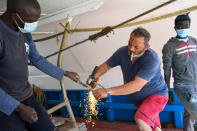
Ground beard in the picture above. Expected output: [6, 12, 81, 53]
[128, 49, 144, 57]
[128, 48, 146, 62]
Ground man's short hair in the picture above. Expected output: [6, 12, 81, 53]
[131, 27, 151, 45]
[7, 0, 40, 13]
[175, 13, 191, 26]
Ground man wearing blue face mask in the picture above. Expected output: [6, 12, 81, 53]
[14, 13, 38, 33]
[0, 0, 80, 131]
[162, 14, 197, 131]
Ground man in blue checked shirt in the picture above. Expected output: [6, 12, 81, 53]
[0, 0, 80, 131]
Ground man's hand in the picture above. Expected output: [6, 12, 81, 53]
[168, 90, 174, 104]
[64, 71, 80, 82]
[15, 103, 38, 123]
[92, 88, 107, 100]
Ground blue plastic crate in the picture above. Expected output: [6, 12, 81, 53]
[168, 88, 182, 105]
[43, 90, 87, 117]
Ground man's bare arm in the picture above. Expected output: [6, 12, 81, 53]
[94, 62, 111, 79]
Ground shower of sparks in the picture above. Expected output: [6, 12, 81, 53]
[84, 90, 98, 127]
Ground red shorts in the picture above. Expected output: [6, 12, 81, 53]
[134, 94, 168, 131]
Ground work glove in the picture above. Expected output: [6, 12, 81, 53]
[168, 90, 174, 104]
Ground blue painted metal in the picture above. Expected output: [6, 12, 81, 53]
[43, 89, 184, 128]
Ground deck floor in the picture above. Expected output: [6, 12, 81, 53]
[75, 117, 196, 131]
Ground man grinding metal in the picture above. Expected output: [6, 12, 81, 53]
[92, 27, 168, 131]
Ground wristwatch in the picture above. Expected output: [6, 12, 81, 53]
[106, 88, 111, 97]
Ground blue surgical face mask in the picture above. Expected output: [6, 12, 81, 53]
[15, 14, 38, 33]
[176, 28, 190, 38]
[18, 22, 38, 33]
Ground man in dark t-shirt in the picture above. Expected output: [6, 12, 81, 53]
[93, 27, 168, 131]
